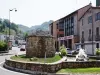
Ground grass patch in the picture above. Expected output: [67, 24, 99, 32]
[57, 68, 100, 74]
[11, 54, 61, 63]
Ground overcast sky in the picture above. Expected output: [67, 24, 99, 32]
[0, 0, 96, 27]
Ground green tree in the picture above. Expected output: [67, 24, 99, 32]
[0, 18, 20, 35]
[2, 19, 10, 27]
[11, 22, 18, 34]
[24, 32, 28, 41]
[0, 18, 2, 24]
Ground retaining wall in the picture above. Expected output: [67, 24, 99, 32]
[4, 58, 100, 74]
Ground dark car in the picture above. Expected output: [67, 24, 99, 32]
[20, 45, 25, 51]
[66, 48, 72, 54]
[72, 48, 80, 55]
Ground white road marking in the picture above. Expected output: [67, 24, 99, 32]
[0, 61, 28, 75]
[0, 61, 4, 65]
[0, 61, 12, 72]
[0, 47, 27, 74]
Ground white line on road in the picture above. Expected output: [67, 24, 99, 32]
[0, 61, 4, 65]
[0, 61, 11, 72]
[0, 61, 28, 75]
[0, 61, 14, 72]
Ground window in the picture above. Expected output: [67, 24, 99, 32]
[89, 29, 91, 34]
[59, 24, 64, 29]
[89, 29, 91, 40]
[88, 16, 92, 24]
[96, 43, 99, 48]
[82, 31, 84, 38]
[81, 31, 84, 43]
[65, 28, 67, 36]
[96, 27, 99, 35]
[95, 12, 100, 21]
[57, 24, 58, 29]
[71, 16, 74, 23]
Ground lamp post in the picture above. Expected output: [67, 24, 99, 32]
[9, 8, 17, 50]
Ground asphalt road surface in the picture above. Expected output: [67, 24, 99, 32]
[0, 47, 29, 75]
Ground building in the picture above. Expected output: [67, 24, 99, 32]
[49, 3, 92, 50]
[49, 1, 100, 55]
[49, 21, 59, 51]
[0, 34, 15, 42]
[57, 3, 92, 50]
[78, 4, 100, 55]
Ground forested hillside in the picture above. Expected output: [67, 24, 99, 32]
[0, 18, 19, 35]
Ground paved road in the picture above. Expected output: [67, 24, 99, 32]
[0, 47, 29, 75]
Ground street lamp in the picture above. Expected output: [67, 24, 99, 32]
[8, 8, 17, 50]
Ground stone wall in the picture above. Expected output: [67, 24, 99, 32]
[62, 61, 100, 68]
[4, 59, 100, 74]
[26, 35, 55, 58]
[4, 59, 62, 73]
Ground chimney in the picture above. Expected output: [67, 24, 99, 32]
[96, 0, 100, 7]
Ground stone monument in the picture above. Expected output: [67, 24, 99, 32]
[26, 30, 55, 58]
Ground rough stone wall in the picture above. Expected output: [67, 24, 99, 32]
[26, 35, 55, 58]
[4, 59, 100, 73]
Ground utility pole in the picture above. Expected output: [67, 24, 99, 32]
[91, 8, 94, 55]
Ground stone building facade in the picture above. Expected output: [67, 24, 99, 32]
[26, 35, 55, 58]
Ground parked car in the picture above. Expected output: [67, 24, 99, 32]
[12, 44, 18, 47]
[72, 48, 80, 55]
[18, 45, 21, 48]
[20, 45, 26, 51]
[66, 48, 72, 54]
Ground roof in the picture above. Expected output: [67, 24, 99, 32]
[79, 6, 100, 21]
[58, 3, 91, 21]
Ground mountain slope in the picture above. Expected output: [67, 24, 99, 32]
[30, 20, 53, 31]
[18, 24, 30, 32]
[18, 20, 53, 33]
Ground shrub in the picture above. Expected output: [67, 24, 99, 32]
[30, 57, 38, 61]
[96, 48, 100, 56]
[0, 41, 8, 51]
[59, 45, 67, 57]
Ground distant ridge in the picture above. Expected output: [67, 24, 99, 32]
[18, 20, 53, 33]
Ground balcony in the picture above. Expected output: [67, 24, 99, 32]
[95, 35, 100, 41]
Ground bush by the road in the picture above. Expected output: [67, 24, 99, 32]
[0, 41, 8, 51]
[96, 48, 100, 56]
[59, 45, 67, 57]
